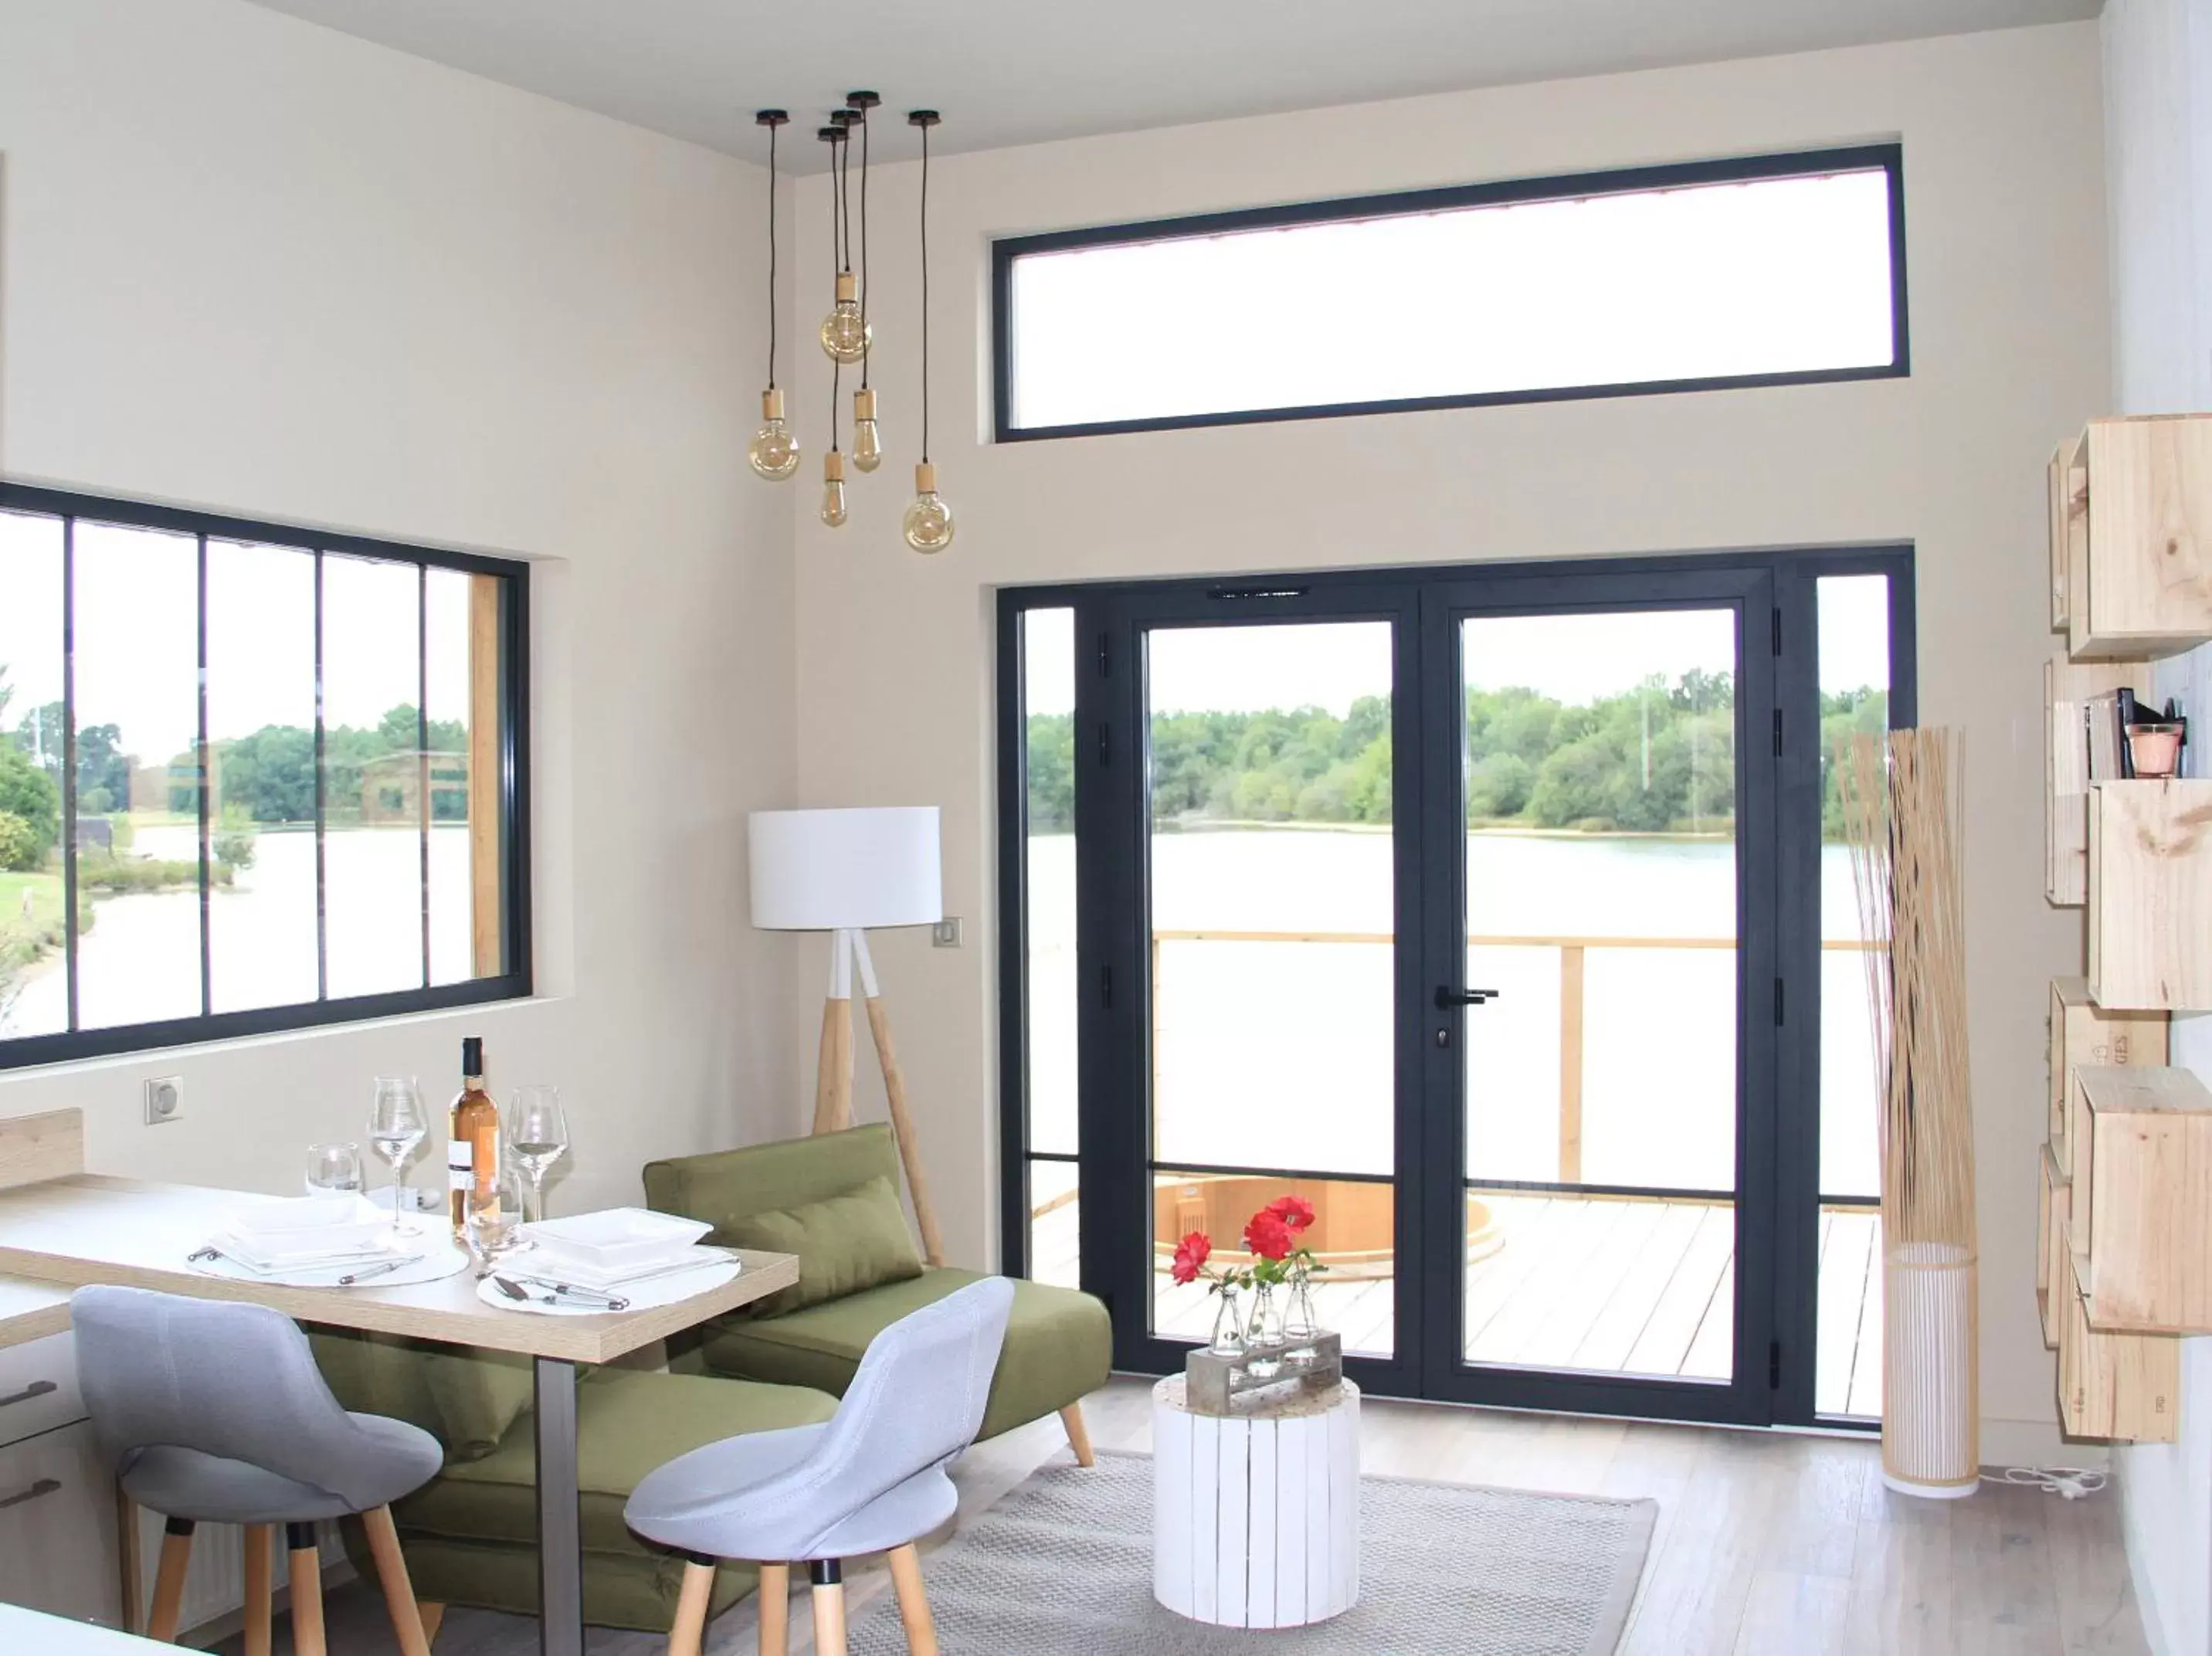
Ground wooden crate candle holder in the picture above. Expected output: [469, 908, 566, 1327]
[2087, 782, 2212, 1011]
[2071, 1064, 2212, 1332]
[1184, 1332, 1343, 1417]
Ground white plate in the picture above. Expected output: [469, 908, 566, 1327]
[520, 1208, 714, 1274]
[187, 1240, 473, 1289]
[477, 1260, 739, 1317]
[514, 1244, 738, 1292]
[218, 1195, 388, 1265]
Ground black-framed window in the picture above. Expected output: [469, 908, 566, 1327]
[994, 144, 1908, 442]
[0, 485, 530, 1068]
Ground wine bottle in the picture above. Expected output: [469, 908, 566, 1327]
[448, 1036, 500, 1239]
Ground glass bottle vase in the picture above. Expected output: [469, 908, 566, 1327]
[1244, 1281, 1286, 1378]
[1283, 1274, 1322, 1368]
[1207, 1286, 1247, 1357]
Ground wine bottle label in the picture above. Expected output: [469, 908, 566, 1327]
[448, 1139, 472, 1191]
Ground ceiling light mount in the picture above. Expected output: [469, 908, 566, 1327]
[753, 108, 789, 128]
[844, 90, 881, 117]
[907, 109, 941, 130]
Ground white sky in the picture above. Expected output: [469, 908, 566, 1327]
[1012, 169, 1895, 428]
[1023, 579, 1888, 719]
[0, 511, 472, 765]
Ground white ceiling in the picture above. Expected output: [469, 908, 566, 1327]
[248, 0, 2098, 171]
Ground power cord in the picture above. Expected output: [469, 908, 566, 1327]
[1983, 1466, 2108, 1500]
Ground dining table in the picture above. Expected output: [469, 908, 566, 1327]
[0, 1109, 800, 1656]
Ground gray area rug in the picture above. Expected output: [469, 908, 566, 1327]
[849, 1450, 1655, 1655]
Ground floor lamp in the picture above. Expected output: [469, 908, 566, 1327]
[749, 806, 947, 1267]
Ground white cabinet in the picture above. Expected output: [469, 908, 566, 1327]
[0, 1331, 86, 1450]
[0, 1422, 121, 1627]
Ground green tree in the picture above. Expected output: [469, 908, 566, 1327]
[0, 810, 40, 873]
[0, 745, 59, 857]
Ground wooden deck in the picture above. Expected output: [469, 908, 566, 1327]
[1031, 1194, 1882, 1417]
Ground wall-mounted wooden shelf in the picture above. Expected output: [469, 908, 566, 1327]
[2053, 414, 2212, 660]
[2068, 1064, 2212, 1333]
[2059, 1244, 2180, 1441]
[2047, 977, 2166, 1157]
[2038, 1142, 2067, 1350]
[2044, 657, 2142, 906]
[2088, 781, 2212, 1010]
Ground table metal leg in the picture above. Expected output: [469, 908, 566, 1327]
[534, 1357, 582, 1656]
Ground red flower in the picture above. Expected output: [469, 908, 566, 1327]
[1171, 1230, 1212, 1286]
[1243, 1210, 1294, 1261]
[1266, 1194, 1316, 1234]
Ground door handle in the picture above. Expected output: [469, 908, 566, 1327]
[0, 1478, 59, 1512]
[0, 1379, 56, 1410]
[1433, 986, 1501, 1009]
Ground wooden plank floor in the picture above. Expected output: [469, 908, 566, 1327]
[1043, 1195, 1884, 1417]
[246, 1376, 2144, 1654]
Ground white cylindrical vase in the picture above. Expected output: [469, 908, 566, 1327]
[1881, 1240, 1978, 1498]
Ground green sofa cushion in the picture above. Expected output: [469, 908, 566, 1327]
[423, 1349, 536, 1462]
[643, 1124, 904, 1247]
[718, 1173, 923, 1316]
[338, 1527, 758, 1631]
[397, 1369, 837, 1556]
[701, 1267, 1111, 1443]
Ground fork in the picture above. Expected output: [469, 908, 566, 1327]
[491, 1275, 629, 1312]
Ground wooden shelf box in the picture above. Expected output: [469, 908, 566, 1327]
[2039, 1143, 2068, 1351]
[2048, 977, 2166, 1154]
[2055, 414, 2212, 660]
[2070, 1064, 2212, 1331]
[2058, 1256, 2180, 1441]
[2087, 781, 2212, 1010]
[2044, 657, 2142, 906]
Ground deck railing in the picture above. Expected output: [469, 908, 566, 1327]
[1149, 928, 1878, 1183]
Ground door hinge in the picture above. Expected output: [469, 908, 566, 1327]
[1098, 722, 1111, 766]
[1771, 607, 1783, 656]
[1771, 708, 1783, 757]
[1098, 632, 1111, 677]
[1774, 978, 1785, 1025]
[1100, 962, 1113, 1010]
[1769, 1339, 1782, 1390]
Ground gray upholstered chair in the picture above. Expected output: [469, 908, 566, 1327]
[626, 1274, 1016, 1656]
[72, 1285, 444, 1656]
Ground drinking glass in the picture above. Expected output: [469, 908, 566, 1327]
[368, 1076, 428, 1241]
[507, 1085, 570, 1223]
[304, 1142, 363, 1197]
[465, 1162, 528, 1278]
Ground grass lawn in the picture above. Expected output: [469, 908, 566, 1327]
[0, 868, 72, 965]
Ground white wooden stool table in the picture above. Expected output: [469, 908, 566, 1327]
[1152, 1374, 1360, 1628]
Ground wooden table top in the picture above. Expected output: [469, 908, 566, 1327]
[0, 1175, 796, 1365]
[0, 1272, 73, 1350]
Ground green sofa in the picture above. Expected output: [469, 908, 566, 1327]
[309, 1328, 839, 1631]
[643, 1124, 1112, 1459]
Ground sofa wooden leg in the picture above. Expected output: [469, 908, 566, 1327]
[1060, 1402, 1096, 1468]
[887, 1544, 939, 1656]
[287, 1524, 327, 1656]
[362, 1505, 435, 1656]
[809, 1559, 848, 1656]
[241, 1524, 273, 1656]
[757, 1562, 790, 1656]
[148, 1517, 194, 1643]
[668, 1557, 717, 1656]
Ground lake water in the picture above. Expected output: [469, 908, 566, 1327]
[1024, 827, 1879, 1198]
[4, 823, 481, 1038]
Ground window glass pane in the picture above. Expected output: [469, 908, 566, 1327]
[0, 512, 68, 1039]
[1023, 608, 1077, 1155]
[426, 568, 503, 986]
[322, 552, 425, 1000]
[1028, 1159, 1079, 1289]
[206, 539, 320, 1014]
[1816, 572, 1889, 1419]
[73, 522, 202, 1030]
[1007, 163, 1897, 431]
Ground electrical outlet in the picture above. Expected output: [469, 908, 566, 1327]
[931, 917, 962, 948]
[143, 1075, 183, 1125]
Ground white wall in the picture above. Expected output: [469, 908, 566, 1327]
[788, 22, 2110, 1461]
[0, 0, 802, 1210]
[2105, 0, 2212, 1648]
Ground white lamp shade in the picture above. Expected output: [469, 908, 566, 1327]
[748, 806, 943, 931]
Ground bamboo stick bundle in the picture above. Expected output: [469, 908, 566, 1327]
[1840, 728, 1979, 1496]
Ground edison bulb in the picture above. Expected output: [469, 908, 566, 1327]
[747, 388, 800, 480]
[902, 461, 954, 554]
[819, 272, 871, 364]
[851, 388, 883, 472]
[820, 450, 849, 528]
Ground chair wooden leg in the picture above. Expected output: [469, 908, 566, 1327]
[361, 1505, 434, 1656]
[757, 1562, 790, 1656]
[147, 1518, 194, 1644]
[809, 1561, 848, 1656]
[287, 1523, 327, 1656]
[1060, 1402, 1096, 1468]
[115, 1488, 144, 1635]
[886, 1545, 939, 1656]
[419, 1602, 446, 1646]
[667, 1557, 717, 1656]
[241, 1524, 273, 1656]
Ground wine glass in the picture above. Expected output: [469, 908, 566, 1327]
[507, 1085, 570, 1223]
[368, 1077, 427, 1242]
[304, 1142, 363, 1197]
[465, 1161, 528, 1279]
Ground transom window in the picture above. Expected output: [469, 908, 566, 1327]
[0, 486, 529, 1067]
[995, 145, 1907, 440]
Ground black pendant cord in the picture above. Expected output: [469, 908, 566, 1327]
[828, 132, 843, 453]
[766, 120, 779, 389]
[839, 127, 854, 277]
[918, 118, 931, 465]
[858, 114, 871, 389]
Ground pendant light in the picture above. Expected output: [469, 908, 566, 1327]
[819, 123, 850, 527]
[819, 110, 870, 365]
[846, 91, 884, 471]
[902, 110, 954, 554]
[745, 110, 801, 481]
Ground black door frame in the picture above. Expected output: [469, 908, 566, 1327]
[996, 544, 1915, 1430]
